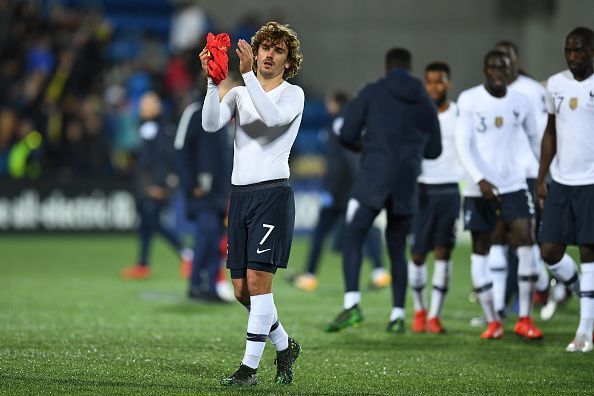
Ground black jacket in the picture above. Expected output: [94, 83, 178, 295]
[323, 118, 359, 210]
[176, 101, 232, 217]
[134, 117, 178, 200]
[340, 68, 442, 214]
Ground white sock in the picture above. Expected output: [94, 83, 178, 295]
[244, 304, 288, 351]
[408, 261, 427, 312]
[517, 246, 537, 318]
[472, 254, 499, 323]
[180, 247, 194, 261]
[343, 291, 361, 310]
[428, 260, 451, 319]
[488, 245, 507, 314]
[268, 307, 289, 352]
[548, 254, 580, 295]
[390, 307, 405, 321]
[577, 263, 594, 336]
[535, 251, 550, 293]
[242, 293, 275, 369]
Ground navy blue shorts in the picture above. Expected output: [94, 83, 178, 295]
[410, 183, 460, 256]
[539, 181, 594, 245]
[463, 189, 534, 233]
[227, 179, 295, 279]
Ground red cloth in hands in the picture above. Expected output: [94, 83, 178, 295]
[205, 32, 231, 85]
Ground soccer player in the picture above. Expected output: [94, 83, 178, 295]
[293, 91, 390, 292]
[455, 50, 543, 340]
[200, 22, 304, 384]
[537, 27, 594, 352]
[121, 91, 193, 280]
[174, 75, 237, 302]
[488, 41, 579, 318]
[408, 62, 463, 334]
[326, 48, 442, 333]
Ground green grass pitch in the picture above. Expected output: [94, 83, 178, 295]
[1, 235, 592, 395]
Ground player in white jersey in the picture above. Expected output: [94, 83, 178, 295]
[408, 62, 464, 334]
[455, 50, 543, 340]
[537, 27, 594, 352]
[491, 41, 579, 319]
[200, 22, 304, 384]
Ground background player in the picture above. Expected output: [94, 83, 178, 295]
[408, 62, 463, 334]
[538, 27, 594, 352]
[455, 50, 542, 340]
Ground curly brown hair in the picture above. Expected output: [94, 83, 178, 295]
[251, 22, 303, 79]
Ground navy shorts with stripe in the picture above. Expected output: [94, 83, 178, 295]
[227, 179, 295, 279]
[539, 181, 594, 245]
[410, 183, 460, 256]
[463, 189, 534, 233]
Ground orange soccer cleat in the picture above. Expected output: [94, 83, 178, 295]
[180, 259, 192, 279]
[427, 317, 446, 334]
[121, 265, 151, 280]
[412, 310, 427, 333]
[480, 321, 504, 339]
[514, 317, 544, 340]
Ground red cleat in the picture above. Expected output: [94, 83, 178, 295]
[533, 289, 549, 306]
[412, 310, 427, 333]
[121, 265, 151, 280]
[427, 317, 446, 334]
[514, 317, 543, 340]
[480, 321, 504, 339]
[180, 259, 192, 279]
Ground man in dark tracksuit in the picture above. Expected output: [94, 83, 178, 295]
[122, 91, 192, 280]
[326, 48, 442, 333]
[293, 91, 388, 292]
[175, 98, 232, 301]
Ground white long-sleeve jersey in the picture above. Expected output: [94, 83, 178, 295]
[545, 70, 594, 186]
[202, 71, 305, 185]
[455, 85, 540, 197]
[509, 75, 548, 179]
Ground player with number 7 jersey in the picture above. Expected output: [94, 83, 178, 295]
[200, 22, 304, 386]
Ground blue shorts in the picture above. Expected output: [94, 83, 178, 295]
[463, 189, 533, 233]
[227, 179, 295, 279]
[410, 183, 460, 256]
[539, 181, 594, 245]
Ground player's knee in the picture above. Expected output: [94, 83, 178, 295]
[579, 245, 594, 263]
[411, 254, 425, 265]
[540, 243, 564, 265]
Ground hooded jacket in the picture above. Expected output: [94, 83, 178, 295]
[340, 68, 442, 214]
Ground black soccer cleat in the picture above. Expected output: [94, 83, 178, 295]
[274, 338, 301, 384]
[220, 363, 258, 386]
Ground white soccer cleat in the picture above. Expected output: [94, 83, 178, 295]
[216, 280, 236, 302]
[565, 332, 593, 353]
[540, 299, 557, 321]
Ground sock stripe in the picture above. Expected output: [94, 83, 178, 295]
[432, 285, 448, 293]
[412, 285, 426, 292]
[474, 283, 493, 294]
[270, 320, 279, 332]
[518, 275, 539, 282]
[246, 332, 267, 342]
[490, 267, 507, 272]
[564, 272, 579, 286]
[579, 290, 594, 298]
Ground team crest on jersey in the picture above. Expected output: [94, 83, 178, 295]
[494, 116, 504, 128]
[569, 97, 578, 110]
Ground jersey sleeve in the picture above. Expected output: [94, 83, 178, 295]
[544, 77, 555, 115]
[454, 92, 484, 183]
[242, 71, 304, 128]
[520, 96, 541, 159]
[201, 79, 237, 132]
